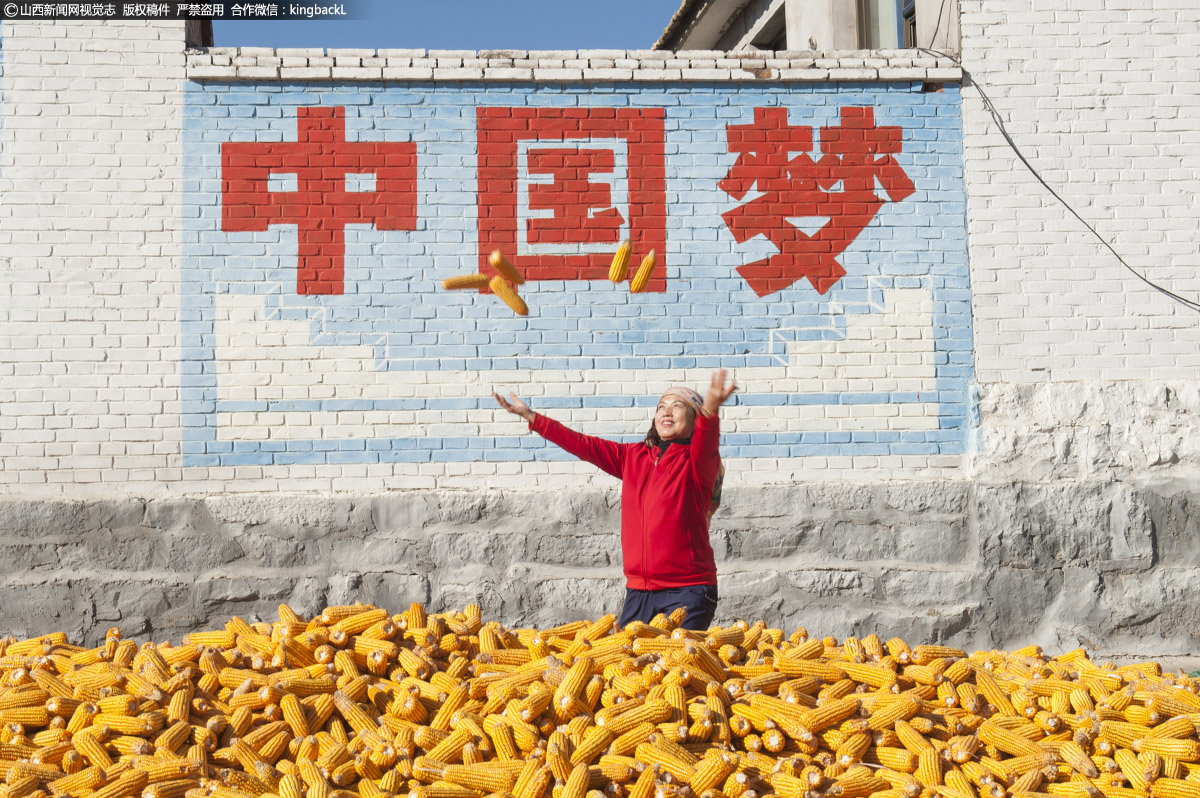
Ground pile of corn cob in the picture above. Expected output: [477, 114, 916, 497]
[1, 603, 1199, 798]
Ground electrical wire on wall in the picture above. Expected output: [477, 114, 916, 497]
[919, 22, 1200, 314]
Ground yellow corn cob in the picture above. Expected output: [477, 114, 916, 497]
[771, 771, 806, 798]
[894, 720, 934, 755]
[424, 728, 471, 764]
[841, 662, 898, 690]
[47, 765, 105, 795]
[995, 751, 1061, 782]
[92, 770, 151, 798]
[608, 241, 632, 283]
[1068, 687, 1096, 715]
[568, 727, 612, 766]
[599, 701, 672, 736]
[73, 730, 114, 768]
[835, 765, 892, 798]
[513, 765, 551, 798]
[877, 767, 922, 796]
[488, 275, 528, 316]
[858, 634, 884, 661]
[143, 778, 201, 798]
[729, 703, 773, 734]
[560, 765, 590, 798]
[596, 755, 639, 783]
[972, 670, 1016, 716]
[482, 720, 518, 762]
[904, 662, 946, 686]
[627, 763, 658, 798]
[649, 732, 699, 767]
[1, 774, 40, 798]
[553, 658, 594, 723]
[881, 638, 911, 664]
[867, 694, 922, 731]
[1099, 721, 1148, 750]
[915, 748, 944, 788]
[947, 734, 982, 764]
[1103, 688, 1136, 713]
[1061, 740, 1101, 778]
[1011, 767, 1045, 793]
[799, 698, 860, 732]
[1148, 693, 1200, 719]
[979, 719, 1042, 757]
[0, 707, 48, 726]
[1135, 739, 1200, 762]
[634, 742, 692, 782]
[943, 769, 976, 798]
[943, 659, 974, 685]
[936, 681, 960, 708]
[1125, 704, 1159, 726]
[1139, 750, 1166, 783]
[834, 731, 871, 767]
[760, 727, 786, 753]
[546, 731, 573, 782]
[442, 273, 492, 291]
[440, 764, 517, 793]
[1047, 777, 1106, 798]
[629, 251, 657, 293]
[411, 783, 485, 798]
[1152, 779, 1200, 798]
[774, 657, 844, 681]
[1148, 716, 1196, 741]
[689, 751, 735, 793]
[0, 688, 50, 712]
[868, 745, 918, 773]
[488, 250, 525, 285]
[597, 720, 648, 758]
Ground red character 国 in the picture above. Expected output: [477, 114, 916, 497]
[720, 106, 914, 297]
[476, 107, 667, 291]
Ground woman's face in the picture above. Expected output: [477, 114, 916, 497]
[654, 394, 696, 441]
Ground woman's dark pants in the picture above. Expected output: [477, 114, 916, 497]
[619, 584, 718, 631]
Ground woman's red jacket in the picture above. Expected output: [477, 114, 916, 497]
[528, 412, 721, 590]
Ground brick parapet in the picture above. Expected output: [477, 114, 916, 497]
[184, 47, 962, 82]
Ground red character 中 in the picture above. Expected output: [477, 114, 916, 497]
[221, 106, 418, 295]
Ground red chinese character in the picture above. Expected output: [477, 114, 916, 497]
[221, 106, 417, 295]
[526, 147, 624, 246]
[477, 107, 667, 291]
[720, 106, 914, 297]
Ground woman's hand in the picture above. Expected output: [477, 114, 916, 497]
[702, 369, 737, 416]
[493, 391, 536, 423]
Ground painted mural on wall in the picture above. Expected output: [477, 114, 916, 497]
[183, 82, 970, 466]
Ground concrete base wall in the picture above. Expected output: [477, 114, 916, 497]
[4, 479, 1198, 656]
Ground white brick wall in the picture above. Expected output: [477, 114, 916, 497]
[0, 22, 186, 494]
[0, 24, 970, 495]
[961, 0, 1200, 384]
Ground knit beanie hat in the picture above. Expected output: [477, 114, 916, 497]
[660, 386, 704, 415]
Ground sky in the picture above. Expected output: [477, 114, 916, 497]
[213, 0, 685, 51]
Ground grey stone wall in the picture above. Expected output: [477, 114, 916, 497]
[2, 479, 1197, 657]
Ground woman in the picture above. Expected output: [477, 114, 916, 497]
[493, 370, 737, 630]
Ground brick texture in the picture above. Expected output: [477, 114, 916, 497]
[961, 0, 1200, 383]
[1, 24, 975, 492]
